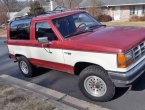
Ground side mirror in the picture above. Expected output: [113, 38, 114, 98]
[38, 37, 49, 43]
[38, 37, 52, 45]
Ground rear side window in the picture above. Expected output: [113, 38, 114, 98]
[10, 19, 31, 40]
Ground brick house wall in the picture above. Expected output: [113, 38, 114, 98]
[109, 6, 131, 21]
[88, 6, 132, 21]
[107, 7, 114, 20]
[81, 4, 145, 21]
[120, 6, 131, 21]
[108, 5, 145, 21]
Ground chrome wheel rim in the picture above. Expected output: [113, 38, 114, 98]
[84, 76, 107, 97]
[20, 61, 29, 74]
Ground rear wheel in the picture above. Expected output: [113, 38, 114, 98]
[18, 56, 36, 78]
[79, 65, 115, 102]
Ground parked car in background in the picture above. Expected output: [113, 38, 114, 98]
[7, 10, 145, 102]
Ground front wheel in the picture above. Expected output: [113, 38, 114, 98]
[79, 65, 115, 102]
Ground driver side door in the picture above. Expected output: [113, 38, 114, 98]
[30, 20, 65, 69]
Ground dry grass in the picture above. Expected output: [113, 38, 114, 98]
[0, 29, 6, 36]
[0, 83, 56, 110]
[102, 21, 145, 27]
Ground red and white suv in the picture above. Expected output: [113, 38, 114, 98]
[7, 10, 145, 102]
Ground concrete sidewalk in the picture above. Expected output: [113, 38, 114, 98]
[0, 38, 6, 46]
[0, 78, 78, 110]
[0, 74, 109, 110]
[0, 35, 6, 37]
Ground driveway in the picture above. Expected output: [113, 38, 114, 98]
[1, 37, 145, 110]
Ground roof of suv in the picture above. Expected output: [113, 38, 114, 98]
[33, 10, 85, 21]
[10, 10, 85, 23]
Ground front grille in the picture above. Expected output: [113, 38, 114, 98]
[133, 41, 145, 60]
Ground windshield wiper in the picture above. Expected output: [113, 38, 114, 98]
[65, 29, 93, 38]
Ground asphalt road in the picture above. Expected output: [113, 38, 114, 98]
[1, 37, 145, 110]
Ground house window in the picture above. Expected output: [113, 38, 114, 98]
[130, 6, 135, 15]
[143, 5, 145, 14]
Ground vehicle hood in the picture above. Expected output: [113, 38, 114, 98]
[69, 26, 145, 53]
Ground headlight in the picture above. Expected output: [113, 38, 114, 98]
[125, 51, 134, 61]
[117, 51, 134, 68]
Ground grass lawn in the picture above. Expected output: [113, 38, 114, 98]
[0, 81, 56, 110]
[102, 21, 145, 27]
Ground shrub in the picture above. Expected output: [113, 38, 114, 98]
[140, 15, 145, 21]
[96, 14, 113, 22]
[129, 16, 140, 21]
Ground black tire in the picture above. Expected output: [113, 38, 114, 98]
[79, 65, 115, 102]
[18, 56, 36, 78]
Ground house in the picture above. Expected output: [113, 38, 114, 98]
[7, 12, 18, 21]
[9, 1, 57, 21]
[79, 0, 145, 21]
[12, 7, 31, 20]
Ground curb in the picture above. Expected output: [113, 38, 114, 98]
[0, 74, 109, 110]
[0, 40, 6, 45]
[0, 79, 77, 110]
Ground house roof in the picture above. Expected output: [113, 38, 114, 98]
[14, 7, 30, 17]
[79, 0, 145, 7]
[14, 1, 58, 18]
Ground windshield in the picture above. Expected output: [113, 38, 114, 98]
[53, 12, 102, 38]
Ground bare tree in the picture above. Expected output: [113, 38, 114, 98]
[0, 0, 17, 12]
[55, 0, 82, 9]
[0, 5, 7, 24]
[0, 0, 27, 23]
[69, 0, 82, 9]
[84, 0, 102, 18]
[35, 0, 47, 5]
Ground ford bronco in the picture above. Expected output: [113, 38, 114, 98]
[7, 10, 145, 102]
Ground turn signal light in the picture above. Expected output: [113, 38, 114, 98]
[117, 53, 133, 68]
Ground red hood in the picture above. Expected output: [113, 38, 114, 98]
[66, 26, 145, 53]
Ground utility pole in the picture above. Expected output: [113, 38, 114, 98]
[69, 0, 72, 9]
[50, 0, 53, 11]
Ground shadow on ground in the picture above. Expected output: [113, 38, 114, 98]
[131, 73, 145, 91]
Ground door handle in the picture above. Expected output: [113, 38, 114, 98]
[64, 52, 71, 55]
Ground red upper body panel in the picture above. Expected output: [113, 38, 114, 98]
[7, 10, 145, 54]
[63, 26, 145, 53]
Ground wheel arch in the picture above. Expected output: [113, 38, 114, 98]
[15, 54, 28, 61]
[14, 50, 29, 58]
[74, 62, 106, 75]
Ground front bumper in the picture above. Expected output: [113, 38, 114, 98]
[108, 59, 145, 87]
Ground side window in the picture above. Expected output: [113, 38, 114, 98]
[10, 19, 31, 40]
[53, 17, 77, 37]
[35, 22, 57, 41]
